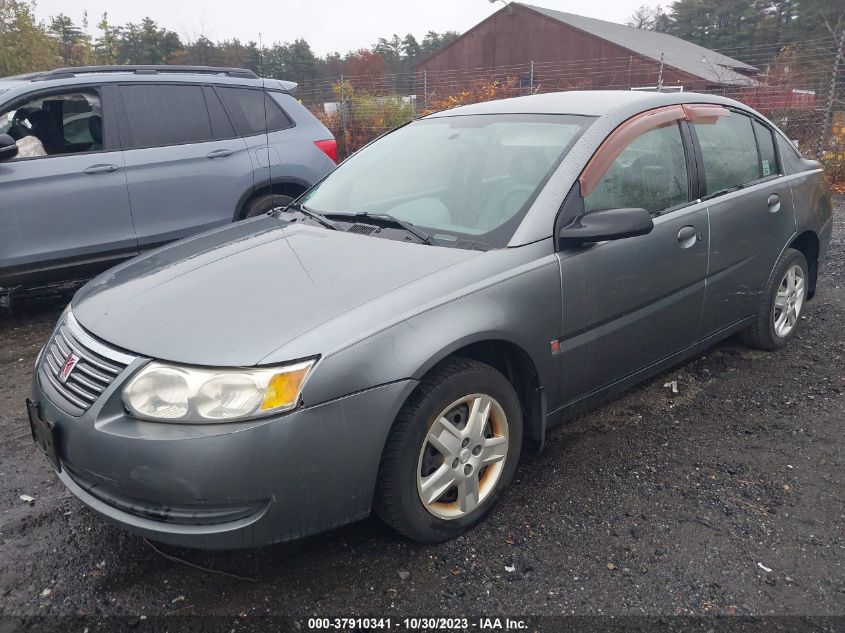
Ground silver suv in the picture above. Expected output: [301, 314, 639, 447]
[0, 65, 336, 305]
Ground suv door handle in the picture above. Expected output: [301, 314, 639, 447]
[677, 225, 698, 248]
[83, 164, 119, 175]
[207, 149, 234, 159]
[767, 194, 781, 213]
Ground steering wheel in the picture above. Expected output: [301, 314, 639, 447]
[7, 110, 35, 141]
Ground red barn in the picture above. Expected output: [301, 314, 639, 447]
[416, 3, 759, 99]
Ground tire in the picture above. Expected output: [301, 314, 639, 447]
[740, 247, 809, 351]
[241, 193, 293, 219]
[375, 357, 523, 543]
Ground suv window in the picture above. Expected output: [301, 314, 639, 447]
[202, 86, 236, 140]
[215, 87, 292, 137]
[121, 84, 212, 149]
[693, 111, 760, 196]
[0, 90, 103, 158]
[585, 122, 689, 217]
[753, 120, 779, 178]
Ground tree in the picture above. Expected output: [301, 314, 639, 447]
[401, 34, 422, 64]
[2, 7, 464, 81]
[789, 0, 844, 41]
[636, 0, 842, 51]
[421, 30, 460, 56]
[48, 13, 92, 66]
[627, 5, 659, 28]
[0, 0, 59, 76]
[94, 12, 119, 64]
[374, 33, 403, 75]
[344, 48, 384, 77]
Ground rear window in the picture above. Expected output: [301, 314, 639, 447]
[121, 84, 212, 149]
[215, 87, 292, 137]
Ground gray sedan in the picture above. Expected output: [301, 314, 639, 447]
[27, 91, 833, 548]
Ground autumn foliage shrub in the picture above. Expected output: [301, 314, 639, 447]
[314, 80, 415, 159]
[822, 112, 845, 194]
[423, 77, 522, 114]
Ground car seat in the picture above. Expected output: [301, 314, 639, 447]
[26, 110, 63, 155]
[88, 114, 103, 149]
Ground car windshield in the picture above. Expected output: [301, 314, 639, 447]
[298, 113, 594, 248]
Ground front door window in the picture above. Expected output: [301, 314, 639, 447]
[584, 122, 690, 217]
[0, 91, 102, 159]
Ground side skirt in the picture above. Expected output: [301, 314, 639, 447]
[544, 315, 756, 433]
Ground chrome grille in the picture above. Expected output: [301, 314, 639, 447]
[40, 312, 135, 414]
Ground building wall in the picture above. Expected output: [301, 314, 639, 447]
[417, 5, 707, 92]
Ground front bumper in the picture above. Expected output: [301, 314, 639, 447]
[31, 365, 417, 549]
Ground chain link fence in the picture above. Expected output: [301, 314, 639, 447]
[296, 36, 845, 188]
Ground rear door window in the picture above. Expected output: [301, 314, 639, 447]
[585, 122, 690, 217]
[693, 111, 760, 196]
[202, 85, 236, 140]
[753, 120, 780, 179]
[215, 87, 292, 137]
[120, 84, 212, 149]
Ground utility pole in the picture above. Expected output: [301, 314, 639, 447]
[817, 30, 845, 160]
[339, 73, 347, 150]
[530, 60, 534, 93]
[657, 51, 664, 91]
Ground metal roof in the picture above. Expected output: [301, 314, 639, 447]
[517, 3, 758, 86]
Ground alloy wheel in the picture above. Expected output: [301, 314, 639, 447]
[416, 393, 509, 520]
[773, 264, 805, 338]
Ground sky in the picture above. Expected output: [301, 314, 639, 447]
[33, 0, 647, 56]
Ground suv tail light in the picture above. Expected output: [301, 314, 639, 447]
[314, 139, 337, 163]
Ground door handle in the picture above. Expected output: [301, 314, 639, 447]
[207, 148, 234, 159]
[677, 225, 697, 248]
[83, 164, 118, 175]
[767, 193, 781, 213]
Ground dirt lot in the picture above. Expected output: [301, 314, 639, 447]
[1, 200, 843, 628]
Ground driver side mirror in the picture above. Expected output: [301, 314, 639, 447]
[0, 134, 18, 162]
[559, 207, 654, 247]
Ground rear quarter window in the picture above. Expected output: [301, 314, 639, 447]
[215, 87, 293, 137]
[753, 120, 780, 178]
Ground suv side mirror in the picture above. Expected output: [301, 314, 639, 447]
[559, 207, 654, 246]
[0, 134, 18, 162]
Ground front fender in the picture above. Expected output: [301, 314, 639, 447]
[299, 247, 563, 411]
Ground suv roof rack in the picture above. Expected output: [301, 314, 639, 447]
[31, 65, 259, 81]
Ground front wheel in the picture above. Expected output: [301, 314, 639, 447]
[740, 248, 808, 350]
[241, 193, 293, 219]
[375, 357, 522, 543]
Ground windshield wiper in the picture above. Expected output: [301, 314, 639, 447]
[280, 202, 338, 231]
[326, 212, 434, 245]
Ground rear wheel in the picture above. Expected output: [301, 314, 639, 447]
[740, 248, 808, 350]
[375, 357, 522, 543]
[241, 193, 293, 219]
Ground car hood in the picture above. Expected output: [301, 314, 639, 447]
[72, 217, 480, 366]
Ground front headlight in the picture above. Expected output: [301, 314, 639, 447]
[122, 360, 315, 423]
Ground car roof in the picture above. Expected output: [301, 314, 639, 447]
[424, 90, 743, 118]
[0, 66, 296, 93]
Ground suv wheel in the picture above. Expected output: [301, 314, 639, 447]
[242, 194, 293, 219]
[375, 357, 522, 543]
[740, 247, 808, 350]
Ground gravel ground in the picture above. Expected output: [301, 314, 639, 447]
[0, 199, 843, 627]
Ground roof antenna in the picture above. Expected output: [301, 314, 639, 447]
[258, 32, 274, 212]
